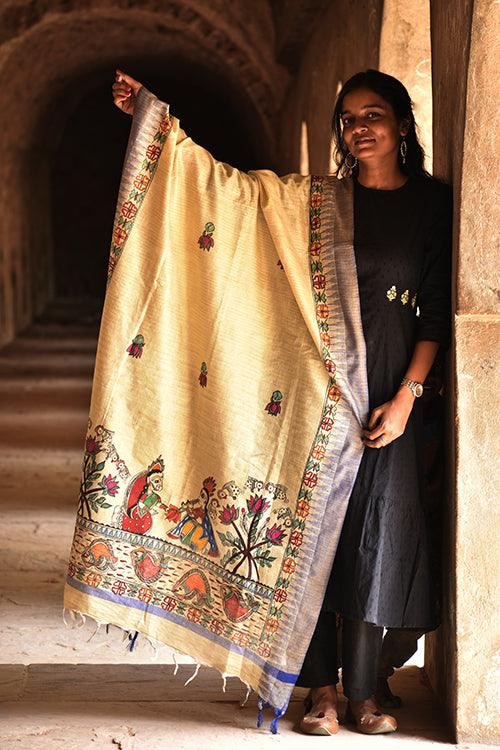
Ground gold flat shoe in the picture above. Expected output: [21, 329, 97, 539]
[299, 692, 340, 735]
[345, 701, 397, 734]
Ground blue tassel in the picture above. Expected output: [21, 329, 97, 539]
[256, 697, 271, 728]
[270, 705, 287, 734]
[128, 630, 139, 651]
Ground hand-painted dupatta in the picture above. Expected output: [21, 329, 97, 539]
[63, 85, 368, 732]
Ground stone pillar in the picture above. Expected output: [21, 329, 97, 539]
[378, 0, 433, 171]
[428, 0, 500, 743]
[277, 0, 384, 174]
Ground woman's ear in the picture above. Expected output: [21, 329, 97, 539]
[400, 116, 411, 137]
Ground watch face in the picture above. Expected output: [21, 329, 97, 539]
[415, 384, 424, 397]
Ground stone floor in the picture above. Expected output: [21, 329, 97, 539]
[0, 667, 493, 750]
[0, 300, 491, 748]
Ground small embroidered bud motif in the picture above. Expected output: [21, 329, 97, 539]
[401, 289, 409, 305]
[277, 259, 284, 270]
[386, 285, 397, 301]
[411, 292, 417, 308]
[199, 362, 208, 387]
[127, 334, 145, 358]
[265, 390, 283, 416]
[198, 222, 215, 251]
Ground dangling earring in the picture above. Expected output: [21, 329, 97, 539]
[345, 152, 358, 175]
[400, 138, 407, 164]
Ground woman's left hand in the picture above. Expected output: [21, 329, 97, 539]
[361, 388, 414, 448]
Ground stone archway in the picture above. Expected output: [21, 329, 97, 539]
[0, 1, 288, 345]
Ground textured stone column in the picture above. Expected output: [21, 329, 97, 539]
[276, 0, 384, 174]
[428, 0, 500, 743]
[453, 0, 500, 742]
[378, 0, 433, 171]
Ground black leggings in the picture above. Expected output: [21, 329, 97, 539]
[295, 609, 383, 701]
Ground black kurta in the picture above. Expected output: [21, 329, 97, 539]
[322, 173, 452, 629]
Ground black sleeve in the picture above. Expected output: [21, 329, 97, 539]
[415, 183, 453, 352]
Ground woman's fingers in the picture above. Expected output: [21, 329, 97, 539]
[115, 69, 142, 94]
[363, 434, 389, 448]
[362, 423, 385, 440]
[112, 84, 131, 100]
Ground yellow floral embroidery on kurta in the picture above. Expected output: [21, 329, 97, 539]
[386, 285, 397, 301]
[401, 289, 409, 305]
[411, 292, 417, 308]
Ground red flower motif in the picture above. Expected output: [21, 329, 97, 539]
[296, 500, 310, 518]
[138, 587, 153, 603]
[146, 144, 161, 162]
[209, 619, 225, 635]
[328, 384, 341, 402]
[159, 116, 172, 135]
[313, 274, 326, 289]
[247, 495, 270, 515]
[187, 607, 201, 622]
[265, 617, 280, 633]
[87, 573, 102, 587]
[232, 631, 250, 646]
[303, 470, 318, 488]
[203, 476, 217, 494]
[321, 416, 334, 431]
[161, 596, 177, 611]
[273, 588, 287, 603]
[266, 523, 286, 545]
[112, 580, 127, 596]
[311, 444, 326, 461]
[258, 642, 271, 658]
[113, 226, 127, 246]
[290, 531, 304, 547]
[134, 174, 150, 191]
[165, 504, 181, 523]
[85, 436, 99, 454]
[311, 216, 321, 230]
[121, 201, 138, 219]
[198, 233, 214, 251]
[219, 504, 239, 524]
[282, 557, 296, 574]
[102, 474, 119, 496]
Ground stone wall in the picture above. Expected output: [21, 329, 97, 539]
[276, 0, 384, 174]
[379, 0, 432, 171]
[426, 0, 500, 743]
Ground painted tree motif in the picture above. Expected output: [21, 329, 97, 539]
[78, 434, 120, 518]
[217, 494, 291, 581]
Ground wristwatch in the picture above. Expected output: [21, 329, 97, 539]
[400, 377, 424, 398]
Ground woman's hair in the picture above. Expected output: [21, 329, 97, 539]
[331, 69, 432, 179]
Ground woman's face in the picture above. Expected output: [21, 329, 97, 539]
[340, 87, 408, 165]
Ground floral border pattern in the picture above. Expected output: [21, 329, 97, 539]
[258, 176, 341, 647]
[106, 112, 173, 286]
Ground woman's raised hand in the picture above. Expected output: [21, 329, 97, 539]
[112, 69, 143, 115]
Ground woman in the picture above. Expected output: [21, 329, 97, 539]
[294, 72, 452, 735]
[110, 68, 452, 735]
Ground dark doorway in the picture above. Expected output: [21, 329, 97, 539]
[51, 60, 269, 308]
